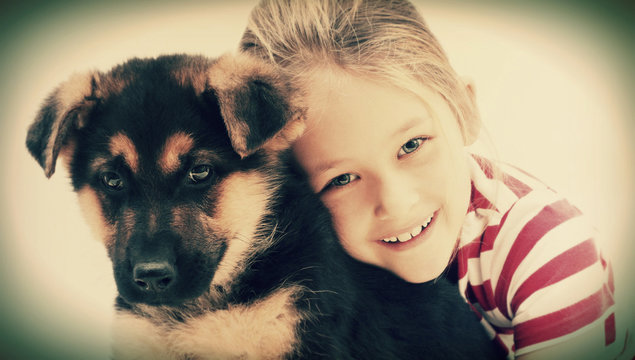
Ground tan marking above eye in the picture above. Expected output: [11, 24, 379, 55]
[158, 132, 195, 174]
[89, 156, 109, 174]
[109, 133, 139, 173]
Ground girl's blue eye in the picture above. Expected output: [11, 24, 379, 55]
[325, 173, 359, 190]
[398, 137, 426, 157]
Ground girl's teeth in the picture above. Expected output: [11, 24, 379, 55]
[396, 232, 411, 242]
[381, 214, 434, 244]
[410, 225, 423, 237]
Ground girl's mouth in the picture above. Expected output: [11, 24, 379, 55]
[381, 214, 433, 243]
[378, 213, 435, 250]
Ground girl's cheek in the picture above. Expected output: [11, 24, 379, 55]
[321, 196, 346, 223]
[322, 196, 356, 235]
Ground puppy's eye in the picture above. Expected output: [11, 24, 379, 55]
[102, 172, 124, 191]
[188, 165, 213, 184]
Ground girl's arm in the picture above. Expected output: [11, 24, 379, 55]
[517, 323, 609, 360]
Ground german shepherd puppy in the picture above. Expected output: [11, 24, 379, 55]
[26, 53, 501, 359]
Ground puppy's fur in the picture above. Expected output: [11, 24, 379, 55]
[27, 53, 501, 359]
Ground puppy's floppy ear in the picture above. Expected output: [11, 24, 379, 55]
[26, 71, 99, 178]
[206, 54, 304, 158]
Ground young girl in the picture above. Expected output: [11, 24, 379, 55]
[240, 0, 626, 358]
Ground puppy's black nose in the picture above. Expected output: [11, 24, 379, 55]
[133, 262, 176, 292]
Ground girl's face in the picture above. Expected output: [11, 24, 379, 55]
[294, 71, 476, 283]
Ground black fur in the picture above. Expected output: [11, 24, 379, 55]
[27, 54, 503, 359]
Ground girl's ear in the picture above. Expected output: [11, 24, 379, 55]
[460, 77, 481, 146]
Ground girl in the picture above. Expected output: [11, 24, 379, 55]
[240, 0, 626, 358]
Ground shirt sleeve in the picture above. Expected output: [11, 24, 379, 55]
[492, 188, 617, 356]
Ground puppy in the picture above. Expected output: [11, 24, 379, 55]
[26, 53, 501, 359]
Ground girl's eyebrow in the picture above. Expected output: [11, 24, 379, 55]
[313, 158, 347, 174]
[392, 117, 428, 138]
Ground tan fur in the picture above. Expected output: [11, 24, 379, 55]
[44, 71, 95, 177]
[89, 156, 109, 175]
[147, 211, 158, 234]
[111, 312, 179, 360]
[158, 132, 195, 174]
[262, 117, 306, 155]
[93, 72, 134, 104]
[172, 286, 303, 359]
[170, 206, 187, 230]
[112, 286, 303, 360]
[207, 54, 276, 98]
[209, 170, 276, 287]
[109, 132, 139, 173]
[119, 208, 136, 249]
[54, 71, 94, 117]
[171, 66, 208, 94]
[77, 186, 114, 247]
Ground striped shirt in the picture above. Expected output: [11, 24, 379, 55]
[455, 154, 619, 358]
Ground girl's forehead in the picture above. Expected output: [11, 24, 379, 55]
[302, 69, 446, 128]
[303, 67, 443, 111]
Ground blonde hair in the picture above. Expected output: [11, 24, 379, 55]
[240, 0, 480, 141]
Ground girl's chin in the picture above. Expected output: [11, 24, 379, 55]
[387, 260, 449, 283]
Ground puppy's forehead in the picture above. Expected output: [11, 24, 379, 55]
[158, 132, 195, 174]
[98, 131, 222, 175]
[109, 132, 139, 173]
[106, 132, 200, 175]
[79, 56, 236, 177]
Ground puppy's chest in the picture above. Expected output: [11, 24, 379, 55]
[112, 287, 304, 360]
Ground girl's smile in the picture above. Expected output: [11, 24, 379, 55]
[378, 211, 436, 250]
[293, 69, 478, 283]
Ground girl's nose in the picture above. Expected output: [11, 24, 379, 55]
[373, 176, 420, 220]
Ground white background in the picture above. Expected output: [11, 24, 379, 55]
[1, 1, 632, 359]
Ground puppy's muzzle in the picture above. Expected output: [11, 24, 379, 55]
[123, 231, 180, 304]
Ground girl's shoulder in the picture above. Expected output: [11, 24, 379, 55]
[467, 154, 586, 227]
[462, 153, 598, 287]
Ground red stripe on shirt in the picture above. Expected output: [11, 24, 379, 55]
[501, 173, 533, 198]
[514, 286, 615, 350]
[494, 199, 583, 318]
[605, 313, 616, 345]
[480, 201, 516, 252]
[457, 240, 483, 279]
[466, 280, 497, 311]
[599, 254, 615, 294]
[510, 238, 598, 314]
[491, 324, 515, 335]
[471, 184, 497, 212]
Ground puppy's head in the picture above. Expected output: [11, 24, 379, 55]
[26, 54, 304, 306]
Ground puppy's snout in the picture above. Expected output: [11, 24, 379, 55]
[125, 231, 181, 301]
[133, 262, 176, 293]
